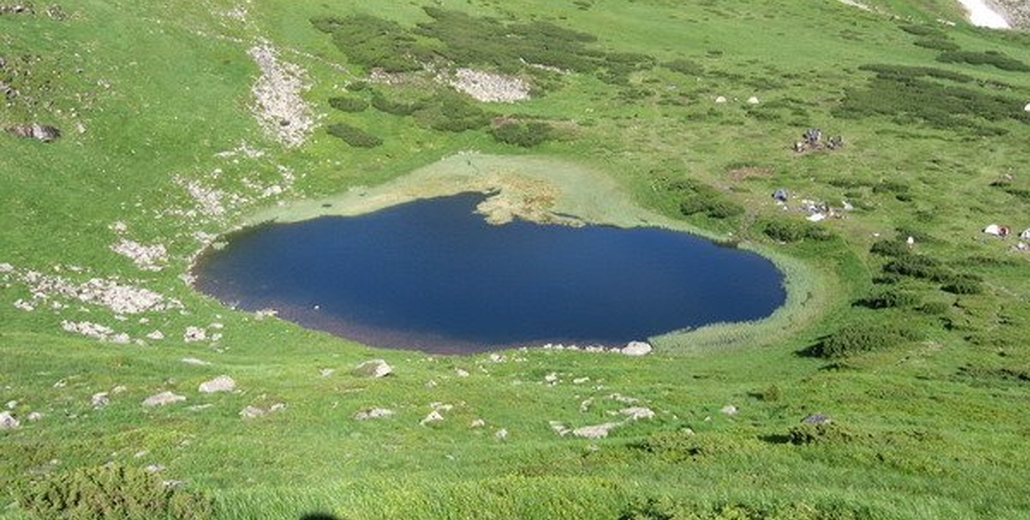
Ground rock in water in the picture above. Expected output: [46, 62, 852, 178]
[198, 375, 236, 393]
[352, 359, 393, 378]
[622, 341, 653, 356]
[142, 391, 186, 407]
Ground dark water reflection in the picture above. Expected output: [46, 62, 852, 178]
[194, 193, 785, 354]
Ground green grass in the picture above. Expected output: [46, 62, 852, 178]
[2, 0, 1030, 518]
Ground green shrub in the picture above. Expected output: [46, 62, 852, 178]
[914, 38, 960, 51]
[490, 121, 554, 147]
[371, 92, 425, 116]
[918, 301, 950, 315]
[869, 239, 908, 257]
[881, 254, 946, 280]
[899, 24, 941, 37]
[763, 220, 834, 243]
[326, 123, 383, 148]
[936, 50, 1030, 72]
[419, 92, 491, 132]
[854, 290, 920, 309]
[17, 465, 212, 520]
[805, 323, 921, 358]
[788, 422, 857, 445]
[311, 14, 429, 72]
[328, 96, 369, 112]
[942, 278, 983, 295]
[665, 179, 744, 220]
[757, 384, 781, 402]
[663, 58, 704, 76]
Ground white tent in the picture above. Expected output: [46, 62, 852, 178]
[983, 224, 1010, 236]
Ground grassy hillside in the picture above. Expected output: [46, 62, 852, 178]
[1, 0, 1029, 518]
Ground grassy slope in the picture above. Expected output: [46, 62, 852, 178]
[1, 0, 1029, 518]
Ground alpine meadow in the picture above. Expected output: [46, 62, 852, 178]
[1, 1, 1029, 519]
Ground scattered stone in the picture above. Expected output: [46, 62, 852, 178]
[146, 330, 165, 340]
[269, 403, 286, 413]
[549, 421, 571, 436]
[13, 299, 34, 311]
[354, 408, 394, 420]
[470, 419, 486, 428]
[187, 404, 213, 412]
[247, 43, 315, 148]
[91, 392, 110, 408]
[198, 375, 236, 394]
[110, 239, 168, 272]
[62, 320, 115, 341]
[572, 422, 621, 439]
[27, 411, 43, 422]
[494, 428, 509, 440]
[1025, 102, 1030, 112]
[609, 393, 639, 404]
[240, 405, 265, 419]
[621, 341, 652, 356]
[544, 372, 559, 384]
[5, 400, 16, 409]
[442, 68, 531, 103]
[455, 368, 469, 377]
[181, 357, 211, 366]
[747, 96, 760, 104]
[112, 385, 127, 394]
[6, 123, 60, 142]
[142, 391, 186, 407]
[720, 404, 738, 416]
[183, 326, 207, 343]
[420, 410, 444, 426]
[0, 263, 13, 273]
[714, 96, 727, 103]
[573, 377, 590, 384]
[352, 359, 392, 378]
[0, 411, 19, 430]
[620, 407, 655, 420]
[802, 413, 832, 425]
[144, 464, 165, 474]
[319, 368, 336, 377]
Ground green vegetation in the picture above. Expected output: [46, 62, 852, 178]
[2, 0, 1030, 519]
[326, 122, 383, 147]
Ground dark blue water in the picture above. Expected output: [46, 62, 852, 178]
[194, 193, 785, 354]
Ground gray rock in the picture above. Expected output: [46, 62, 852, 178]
[91, 392, 110, 408]
[620, 407, 655, 420]
[198, 375, 236, 394]
[572, 422, 621, 439]
[0, 411, 19, 430]
[494, 428, 508, 440]
[27, 412, 43, 422]
[420, 410, 444, 426]
[142, 391, 185, 407]
[720, 404, 738, 416]
[802, 413, 831, 425]
[354, 408, 394, 421]
[240, 405, 265, 419]
[621, 341, 652, 356]
[352, 359, 392, 378]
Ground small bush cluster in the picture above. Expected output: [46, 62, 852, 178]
[371, 92, 425, 116]
[762, 219, 834, 243]
[490, 121, 553, 147]
[854, 290, 920, 309]
[833, 64, 1029, 135]
[936, 50, 1030, 72]
[914, 38, 960, 52]
[328, 96, 369, 113]
[805, 323, 922, 358]
[418, 91, 491, 132]
[17, 465, 212, 520]
[326, 123, 382, 148]
[663, 58, 704, 76]
[671, 181, 744, 220]
[314, 8, 654, 87]
[617, 496, 876, 520]
[787, 422, 858, 445]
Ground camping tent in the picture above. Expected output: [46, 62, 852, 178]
[983, 224, 1010, 236]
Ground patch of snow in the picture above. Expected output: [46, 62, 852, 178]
[956, 0, 1010, 28]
